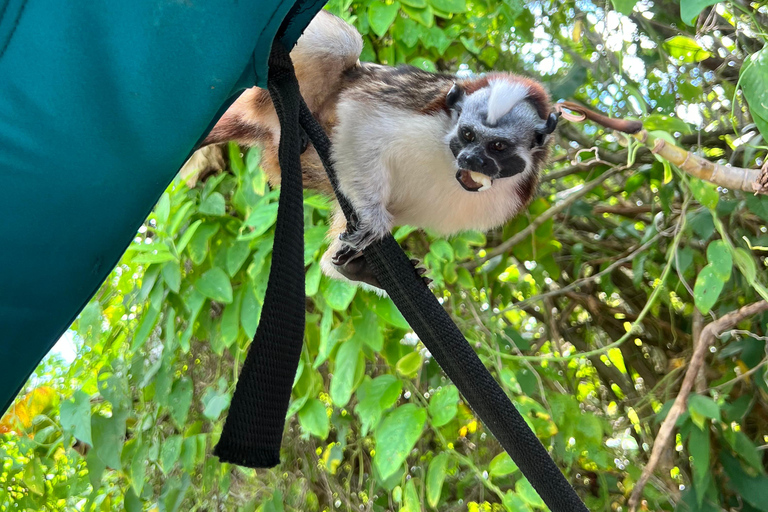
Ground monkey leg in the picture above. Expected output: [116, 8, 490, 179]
[321, 210, 432, 289]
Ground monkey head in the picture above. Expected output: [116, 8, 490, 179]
[445, 76, 558, 192]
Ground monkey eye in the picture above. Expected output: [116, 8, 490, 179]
[489, 141, 508, 152]
[461, 128, 475, 142]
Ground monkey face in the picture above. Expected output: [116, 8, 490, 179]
[445, 80, 557, 193]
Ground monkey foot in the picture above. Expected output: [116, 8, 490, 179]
[331, 247, 432, 290]
[332, 249, 381, 289]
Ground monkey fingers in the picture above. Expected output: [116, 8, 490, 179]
[411, 259, 433, 287]
[333, 251, 382, 289]
[331, 244, 358, 266]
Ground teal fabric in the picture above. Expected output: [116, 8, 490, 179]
[0, 0, 326, 414]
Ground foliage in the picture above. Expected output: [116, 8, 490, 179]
[2, 0, 768, 511]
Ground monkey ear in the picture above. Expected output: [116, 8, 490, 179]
[543, 111, 560, 134]
[446, 83, 465, 111]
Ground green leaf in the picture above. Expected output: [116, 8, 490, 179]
[24, 462, 45, 495]
[680, 0, 719, 25]
[741, 48, 768, 139]
[549, 65, 588, 100]
[688, 424, 710, 502]
[400, 0, 426, 7]
[91, 411, 127, 470]
[169, 377, 194, 427]
[169, 201, 194, 236]
[610, 0, 635, 14]
[693, 266, 725, 314]
[430, 239, 454, 261]
[401, 4, 434, 27]
[421, 26, 451, 54]
[503, 492, 533, 512]
[154, 192, 171, 226]
[396, 351, 423, 377]
[663, 36, 711, 62]
[489, 452, 518, 478]
[161, 262, 182, 293]
[131, 300, 162, 352]
[221, 287, 243, 347]
[428, 385, 458, 427]
[195, 267, 233, 304]
[353, 309, 383, 351]
[129, 244, 177, 264]
[368, 1, 400, 38]
[746, 194, 768, 222]
[688, 394, 720, 422]
[226, 240, 251, 277]
[160, 435, 183, 475]
[429, 0, 466, 13]
[330, 337, 362, 407]
[130, 439, 149, 496]
[305, 262, 322, 297]
[124, 488, 142, 512]
[515, 478, 545, 508]
[732, 431, 763, 471]
[199, 191, 226, 216]
[355, 375, 403, 436]
[689, 178, 719, 209]
[175, 219, 202, 254]
[263, 490, 286, 512]
[706, 241, 732, 280]
[720, 452, 768, 511]
[187, 222, 219, 265]
[374, 404, 427, 480]
[201, 378, 231, 421]
[315, 321, 353, 369]
[403, 479, 420, 512]
[304, 225, 328, 265]
[643, 114, 694, 134]
[322, 278, 357, 311]
[60, 390, 92, 446]
[160, 473, 191, 512]
[409, 57, 437, 72]
[241, 202, 279, 239]
[240, 284, 262, 339]
[426, 452, 449, 507]
[370, 295, 410, 329]
[298, 398, 330, 439]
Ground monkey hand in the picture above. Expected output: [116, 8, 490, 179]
[336, 208, 392, 252]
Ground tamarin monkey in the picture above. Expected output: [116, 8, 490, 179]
[198, 10, 559, 289]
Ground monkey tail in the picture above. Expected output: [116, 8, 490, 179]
[555, 100, 643, 134]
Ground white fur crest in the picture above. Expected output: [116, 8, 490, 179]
[486, 80, 529, 125]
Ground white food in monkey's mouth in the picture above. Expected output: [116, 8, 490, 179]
[457, 169, 493, 192]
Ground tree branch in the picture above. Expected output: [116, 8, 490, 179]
[628, 300, 768, 512]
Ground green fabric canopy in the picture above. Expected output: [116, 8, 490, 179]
[0, 0, 325, 414]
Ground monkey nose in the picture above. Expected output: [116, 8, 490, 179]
[459, 153, 489, 172]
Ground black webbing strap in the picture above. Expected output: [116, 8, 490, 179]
[213, 45, 306, 467]
[216, 43, 589, 512]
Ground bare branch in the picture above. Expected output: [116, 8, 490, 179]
[628, 300, 768, 512]
[632, 130, 766, 194]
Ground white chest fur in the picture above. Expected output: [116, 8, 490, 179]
[331, 101, 528, 237]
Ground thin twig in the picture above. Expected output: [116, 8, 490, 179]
[500, 231, 665, 313]
[711, 356, 768, 390]
[628, 300, 768, 512]
[468, 166, 625, 268]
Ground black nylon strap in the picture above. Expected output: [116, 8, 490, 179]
[214, 45, 306, 467]
[216, 43, 589, 512]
